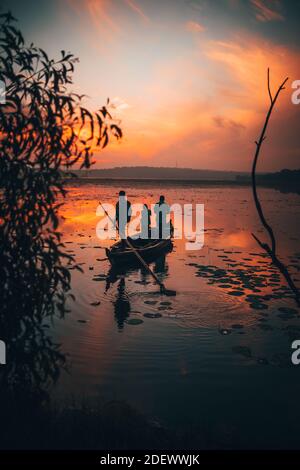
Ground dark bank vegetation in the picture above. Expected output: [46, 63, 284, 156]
[0, 397, 237, 450]
[237, 169, 300, 194]
[0, 398, 176, 450]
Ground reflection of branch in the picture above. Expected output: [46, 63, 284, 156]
[251, 69, 300, 307]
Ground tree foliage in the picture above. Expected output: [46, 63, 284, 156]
[0, 11, 122, 393]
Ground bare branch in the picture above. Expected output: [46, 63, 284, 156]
[251, 70, 300, 306]
[267, 68, 272, 104]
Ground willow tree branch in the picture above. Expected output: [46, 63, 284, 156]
[251, 70, 300, 306]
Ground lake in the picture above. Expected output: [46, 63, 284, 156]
[52, 182, 300, 449]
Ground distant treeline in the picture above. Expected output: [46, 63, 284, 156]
[64, 167, 299, 193]
[236, 169, 300, 194]
[67, 166, 248, 181]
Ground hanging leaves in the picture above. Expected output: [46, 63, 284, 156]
[0, 12, 123, 395]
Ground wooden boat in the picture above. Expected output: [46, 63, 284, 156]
[106, 236, 173, 267]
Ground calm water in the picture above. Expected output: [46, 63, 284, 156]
[52, 183, 300, 449]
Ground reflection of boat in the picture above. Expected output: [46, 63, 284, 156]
[106, 237, 173, 267]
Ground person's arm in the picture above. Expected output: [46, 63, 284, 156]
[115, 201, 119, 226]
[127, 201, 132, 220]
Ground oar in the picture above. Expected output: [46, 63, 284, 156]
[124, 237, 176, 296]
[99, 201, 176, 296]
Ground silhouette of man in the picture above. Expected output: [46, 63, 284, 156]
[154, 195, 170, 239]
[141, 204, 152, 239]
[115, 190, 131, 240]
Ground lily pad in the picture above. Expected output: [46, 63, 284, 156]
[144, 313, 162, 319]
[228, 290, 244, 296]
[278, 307, 298, 315]
[277, 312, 295, 320]
[126, 318, 144, 325]
[249, 303, 268, 310]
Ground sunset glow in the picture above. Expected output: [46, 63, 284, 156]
[4, 0, 300, 170]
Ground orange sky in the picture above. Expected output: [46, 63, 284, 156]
[7, 0, 300, 170]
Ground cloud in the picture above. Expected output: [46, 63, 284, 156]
[204, 35, 294, 108]
[66, 1, 298, 171]
[67, 0, 120, 54]
[124, 0, 151, 24]
[186, 21, 205, 33]
[100, 32, 299, 171]
[250, 0, 284, 22]
[213, 116, 246, 133]
[110, 96, 131, 111]
[186, 1, 203, 12]
[68, 0, 150, 52]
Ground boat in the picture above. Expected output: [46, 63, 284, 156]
[105, 236, 173, 267]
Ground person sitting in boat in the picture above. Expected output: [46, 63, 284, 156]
[154, 195, 170, 239]
[115, 190, 132, 240]
[141, 204, 152, 240]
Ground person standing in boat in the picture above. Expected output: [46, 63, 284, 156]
[154, 195, 170, 239]
[115, 190, 132, 240]
[141, 204, 152, 240]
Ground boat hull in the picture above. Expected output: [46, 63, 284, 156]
[106, 238, 173, 266]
